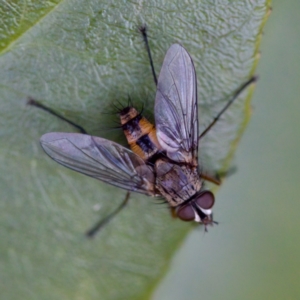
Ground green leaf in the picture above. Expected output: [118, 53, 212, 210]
[0, 1, 271, 299]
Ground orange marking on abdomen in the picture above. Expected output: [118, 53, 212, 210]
[119, 107, 162, 161]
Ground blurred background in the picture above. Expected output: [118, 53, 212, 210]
[154, 1, 300, 299]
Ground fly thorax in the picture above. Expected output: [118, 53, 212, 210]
[155, 159, 202, 207]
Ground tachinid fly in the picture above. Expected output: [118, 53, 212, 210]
[31, 28, 256, 236]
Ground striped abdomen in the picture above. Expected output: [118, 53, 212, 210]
[120, 107, 162, 161]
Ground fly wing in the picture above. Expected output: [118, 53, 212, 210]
[40, 132, 156, 196]
[155, 44, 198, 165]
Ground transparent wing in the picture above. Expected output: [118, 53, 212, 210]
[40, 133, 156, 195]
[155, 44, 198, 165]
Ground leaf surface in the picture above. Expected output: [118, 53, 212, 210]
[0, 1, 271, 299]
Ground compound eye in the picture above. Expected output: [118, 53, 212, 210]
[177, 204, 194, 221]
[195, 191, 215, 209]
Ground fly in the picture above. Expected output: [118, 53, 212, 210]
[29, 26, 256, 237]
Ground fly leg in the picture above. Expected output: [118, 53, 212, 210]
[86, 191, 131, 238]
[200, 173, 221, 185]
[201, 166, 237, 185]
[198, 76, 257, 140]
[139, 25, 158, 86]
[27, 98, 87, 134]
[28, 98, 131, 236]
[198, 77, 256, 187]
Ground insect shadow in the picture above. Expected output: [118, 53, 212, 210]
[28, 25, 257, 237]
